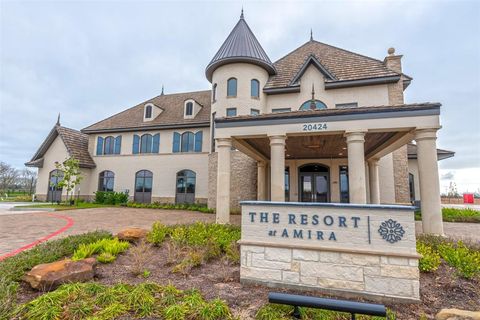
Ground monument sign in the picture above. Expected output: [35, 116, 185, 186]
[239, 201, 420, 302]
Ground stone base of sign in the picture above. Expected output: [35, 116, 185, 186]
[240, 244, 420, 303]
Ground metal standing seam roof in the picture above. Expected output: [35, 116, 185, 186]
[205, 12, 276, 81]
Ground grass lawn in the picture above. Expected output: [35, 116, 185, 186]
[15, 202, 118, 211]
[415, 207, 480, 223]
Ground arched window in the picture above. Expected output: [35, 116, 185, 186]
[227, 78, 237, 97]
[104, 136, 115, 155]
[145, 105, 152, 118]
[181, 132, 194, 152]
[98, 170, 114, 192]
[300, 100, 327, 110]
[134, 170, 153, 204]
[212, 83, 217, 102]
[251, 79, 260, 98]
[141, 134, 153, 153]
[176, 170, 196, 204]
[185, 102, 193, 116]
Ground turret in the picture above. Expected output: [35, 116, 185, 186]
[206, 10, 275, 117]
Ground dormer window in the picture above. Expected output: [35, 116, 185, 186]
[185, 102, 193, 116]
[145, 105, 152, 118]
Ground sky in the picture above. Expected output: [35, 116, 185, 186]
[1, 0, 479, 193]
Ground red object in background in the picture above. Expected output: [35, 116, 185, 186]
[463, 193, 474, 204]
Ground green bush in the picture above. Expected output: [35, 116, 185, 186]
[72, 238, 130, 262]
[438, 241, 480, 279]
[147, 222, 170, 246]
[0, 231, 111, 319]
[417, 242, 441, 272]
[126, 201, 215, 213]
[94, 191, 129, 205]
[415, 208, 480, 223]
[16, 282, 234, 320]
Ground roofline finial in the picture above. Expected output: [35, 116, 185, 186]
[310, 28, 313, 41]
[240, 7, 244, 19]
[56, 113, 61, 126]
[310, 83, 316, 110]
[161, 85, 164, 96]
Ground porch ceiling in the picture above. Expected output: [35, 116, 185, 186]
[240, 132, 397, 160]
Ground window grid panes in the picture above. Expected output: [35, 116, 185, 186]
[104, 136, 114, 155]
[272, 108, 291, 113]
[145, 105, 152, 118]
[251, 79, 260, 98]
[250, 109, 260, 116]
[300, 100, 327, 110]
[226, 108, 237, 117]
[339, 166, 349, 203]
[227, 78, 237, 97]
[185, 102, 193, 116]
[98, 171, 114, 192]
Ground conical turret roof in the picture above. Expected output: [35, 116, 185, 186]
[205, 12, 276, 81]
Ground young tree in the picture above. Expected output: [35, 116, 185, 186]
[54, 157, 83, 203]
[20, 168, 37, 195]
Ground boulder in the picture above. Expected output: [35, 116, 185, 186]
[23, 258, 96, 291]
[116, 227, 148, 242]
[436, 309, 480, 320]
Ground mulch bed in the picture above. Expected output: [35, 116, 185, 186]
[16, 243, 479, 319]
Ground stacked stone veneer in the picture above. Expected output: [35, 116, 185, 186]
[239, 202, 420, 303]
[208, 151, 257, 212]
[241, 245, 419, 303]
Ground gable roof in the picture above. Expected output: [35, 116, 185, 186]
[82, 90, 211, 133]
[26, 124, 96, 168]
[265, 40, 403, 91]
[407, 143, 455, 161]
[205, 13, 275, 82]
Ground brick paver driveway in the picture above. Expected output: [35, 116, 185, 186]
[0, 207, 241, 257]
[1, 206, 478, 258]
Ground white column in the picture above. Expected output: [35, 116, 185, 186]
[368, 158, 381, 204]
[257, 161, 267, 201]
[345, 131, 367, 204]
[216, 138, 231, 224]
[269, 135, 286, 202]
[415, 129, 444, 235]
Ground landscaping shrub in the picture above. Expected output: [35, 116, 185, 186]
[16, 282, 234, 320]
[415, 208, 480, 223]
[129, 240, 152, 276]
[146, 222, 241, 274]
[417, 242, 441, 272]
[94, 191, 129, 205]
[126, 201, 215, 213]
[72, 238, 130, 262]
[437, 241, 480, 279]
[0, 231, 111, 319]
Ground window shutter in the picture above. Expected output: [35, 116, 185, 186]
[132, 134, 140, 154]
[194, 131, 203, 152]
[114, 136, 122, 154]
[152, 134, 160, 153]
[172, 132, 180, 153]
[96, 137, 104, 155]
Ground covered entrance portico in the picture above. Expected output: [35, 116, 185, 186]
[214, 103, 444, 235]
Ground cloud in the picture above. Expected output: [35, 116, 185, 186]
[441, 171, 455, 180]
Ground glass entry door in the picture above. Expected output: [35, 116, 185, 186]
[299, 164, 330, 203]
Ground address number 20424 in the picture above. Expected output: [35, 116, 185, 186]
[302, 123, 328, 131]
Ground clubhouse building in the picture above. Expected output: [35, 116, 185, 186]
[27, 12, 453, 235]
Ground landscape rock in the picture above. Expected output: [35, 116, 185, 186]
[116, 227, 148, 242]
[23, 258, 96, 290]
[436, 308, 480, 320]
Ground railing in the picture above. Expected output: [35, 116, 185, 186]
[268, 292, 387, 320]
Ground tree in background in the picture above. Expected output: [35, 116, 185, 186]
[0, 162, 19, 194]
[20, 168, 37, 195]
[54, 157, 83, 203]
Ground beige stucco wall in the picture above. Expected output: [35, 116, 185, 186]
[378, 153, 396, 204]
[211, 63, 269, 116]
[36, 136, 70, 196]
[265, 65, 390, 111]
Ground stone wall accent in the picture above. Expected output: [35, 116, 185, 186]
[241, 245, 420, 303]
[208, 151, 257, 212]
[393, 145, 411, 204]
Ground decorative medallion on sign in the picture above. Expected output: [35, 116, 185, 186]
[378, 219, 405, 243]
